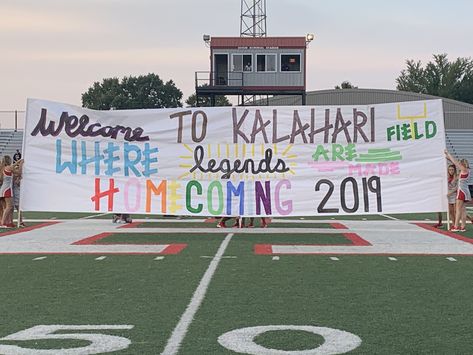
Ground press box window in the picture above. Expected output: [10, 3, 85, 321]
[281, 54, 301, 72]
[256, 54, 276, 72]
[232, 54, 253, 72]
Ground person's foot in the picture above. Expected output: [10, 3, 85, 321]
[261, 220, 268, 228]
[469, 216, 473, 224]
[433, 223, 443, 228]
[217, 222, 226, 228]
[19, 223, 26, 228]
[459, 226, 467, 232]
[451, 226, 460, 232]
[247, 223, 254, 228]
[4, 223, 15, 228]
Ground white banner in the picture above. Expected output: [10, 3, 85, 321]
[20, 98, 448, 216]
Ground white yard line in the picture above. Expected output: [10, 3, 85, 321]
[161, 233, 234, 355]
[33, 256, 47, 261]
[380, 214, 399, 221]
[388, 257, 398, 261]
[446, 257, 457, 262]
[80, 212, 111, 220]
[330, 257, 340, 261]
[95, 256, 107, 260]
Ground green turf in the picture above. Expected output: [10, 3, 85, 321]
[387, 212, 446, 220]
[96, 232, 352, 247]
[179, 255, 473, 354]
[267, 222, 339, 229]
[0, 250, 223, 353]
[277, 214, 389, 220]
[0, 222, 42, 233]
[20, 211, 102, 219]
[254, 329, 325, 351]
[130, 222, 217, 228]
[2, 212, 473, 354]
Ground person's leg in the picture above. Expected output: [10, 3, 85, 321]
[2, 198, 13, 226]
[434, 212, 442, 227]
[454, 200, 464, 230]
[217, 217, 231, 228]
[449, 203, 456, 227]
[261, 217, 268, 228]
[461, 204, 467, 229]
[0, 198, 4, 225]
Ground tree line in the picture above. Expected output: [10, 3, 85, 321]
[82, 54, 473, 110]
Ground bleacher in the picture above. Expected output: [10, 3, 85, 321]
[0, 130, 24, 158]
[445, 129, 473, 183]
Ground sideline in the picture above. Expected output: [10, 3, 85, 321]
[161, 233, 234, 355]
[80, 212, 111, 219]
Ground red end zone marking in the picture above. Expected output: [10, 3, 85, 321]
[415, 223, 473, 245]
[0, 222, 59, 237]
[254, 231, 371, 255]
[118, 222, 141, 229]
[330, 222, 348, 230]
[72, 232, 187, 254]
[73, 232, 112, 245]
[161, 244, 187, 254]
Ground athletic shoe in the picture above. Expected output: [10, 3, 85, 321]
[450, 226, 460, 232]
[5, 223, 15, 228]
[247, 224, 254, 228]
[217, 222, 226, 228]
[433, 223, 443, 228]
[459, 227, 467, 232]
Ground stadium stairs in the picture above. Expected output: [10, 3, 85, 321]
[0, 130, 23, 158]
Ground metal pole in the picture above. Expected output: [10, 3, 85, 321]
[14, 110, 18, 131]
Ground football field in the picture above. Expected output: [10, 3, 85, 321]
[1, 212, 473, 354]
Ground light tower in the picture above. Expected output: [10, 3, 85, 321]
[240, 0, 267, 38]
[240, 0, 267, 105]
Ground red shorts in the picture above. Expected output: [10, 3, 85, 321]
[2, 188, 12, 198]
[457, 190, 467, 201]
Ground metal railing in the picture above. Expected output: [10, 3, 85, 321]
[195, 71, 244, 88]
[195, 71, 302, 89]
[0, 110, 25, 131]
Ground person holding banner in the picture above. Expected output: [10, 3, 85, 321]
[445, 150, 470, 232]
[12, 161, 25, 227]
[434, 164, 458, 228]
[0, 156, 23, 228]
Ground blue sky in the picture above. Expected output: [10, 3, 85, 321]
[1, 0, 472, 109]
